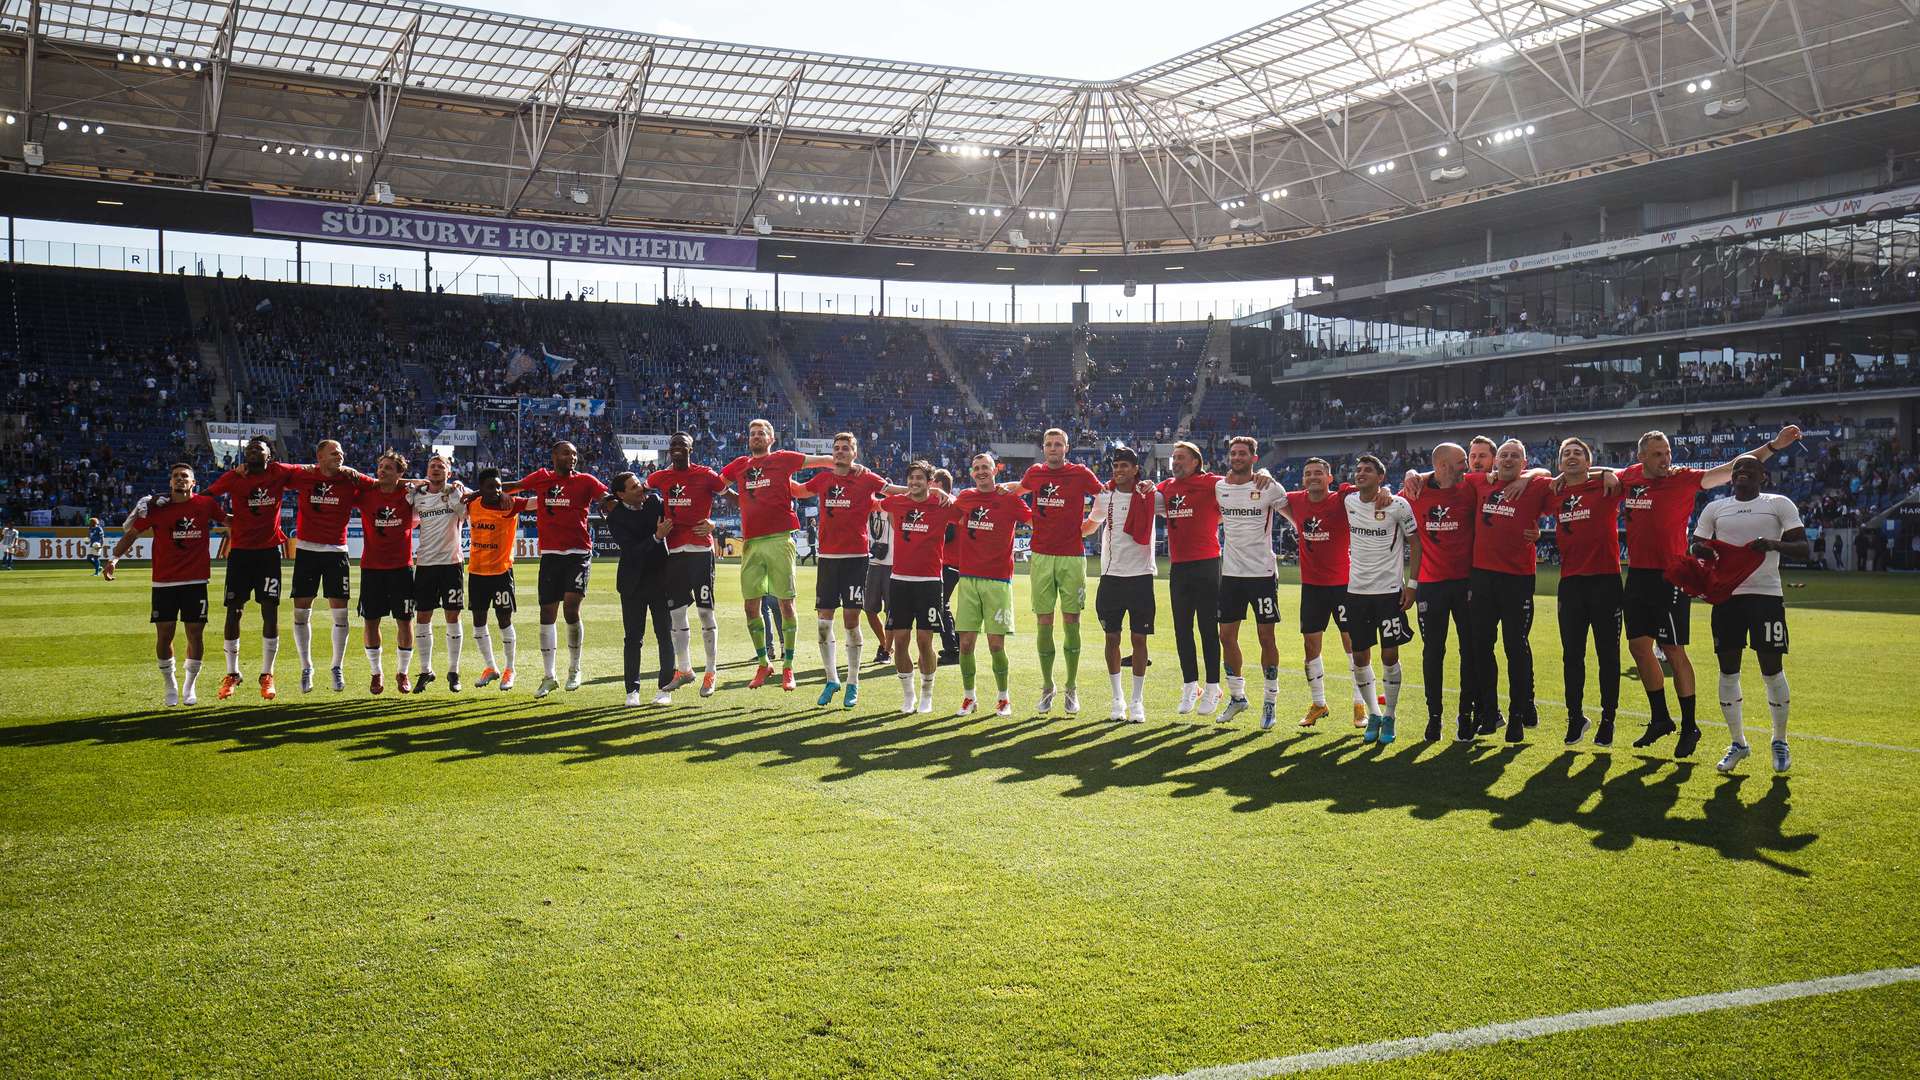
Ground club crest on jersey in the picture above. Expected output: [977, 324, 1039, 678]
[669, 483, 688, 499]
[744, 465, 769, 493]
[966, 504, 992, 538]
[1563, 494, 1584, 510]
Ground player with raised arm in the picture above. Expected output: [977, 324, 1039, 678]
[202, 435, 301, 700]
[1405, 443, 1479, 742]
[880, 462, 955, 714]
[354, 451, 420, 694]
[112, 463, 224, 706]
[1282, 458, 1371, 728]
[465, 468, 535, 690]
[719, 418, 838, 691]
[647, 432, 729, 697]
[949, 452, 1034, 717]
[1608, 425, 1802, 755]
[1343, 455, 1418, 745]
[794, 433, 889, 708]
[511, 441, 608, 699]
[1689, 456, 1810, 773]
[408, 454, 469, 693]
[1008, 428, 1104, 714]
[1214, 437, 1289, 729]
[1083, 447, 1157, 723]
[284, 440, 371, 693]
[1547, 437, 1626, 746]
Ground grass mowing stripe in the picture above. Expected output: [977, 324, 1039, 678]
[1149, 966, 1920, 1079]
[1323, 673, 1920, 755]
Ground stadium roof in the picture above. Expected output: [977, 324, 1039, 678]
[2, 0, 1919, 257]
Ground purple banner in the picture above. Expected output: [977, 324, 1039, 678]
[249, 197, 758, 269]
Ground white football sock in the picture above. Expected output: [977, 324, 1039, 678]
[699, 607, 719, 674]
[540, 623, 558, 678]
[292, 608, 313, 668]
[1763, 670, 1790, 742]
[920, 671, 936, 698]
[1263, 667, 1280, 704]
[1131, 673, 1146, 705]
[224, 638, 241, 677]
[446, 625, 463, 674]
[671, 606, 691, 672]
[1383, 663, 1403, 719]
[1226, 670, 1246, 698]
[846, 626, 863, 686]
[1719, 672, 1746, 744]
[1110, 671, 1125, 702]
[500, 625, 518, 671]
[817, 618, 837, 682]
[365, 646, 383, 676]
[899, 671, 916, 704]
[1305, 656, 1327, 706]
[261, 635, 279, 675]
[328, 607, 349, 670]
[565, 620, 583, 674]
[1354, 664, 1376, 718]
[474, 625, 496, 668]
[397, 647, 412, 678]
[182, 658, 202, 697]
[158, 658, 178, 696]
[417, 624, 435, 674]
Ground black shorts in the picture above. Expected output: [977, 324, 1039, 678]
[1344, 590, 1415, 650]
[469, 570, 517, 616]
[1096, 574, 1156, 636]
[357, 567, 416, 621]
[1218, 575, 1281, 625]
[223, 547, 282, 607]
[863, 561, 892, 616]
[1624, 566, 1690, 645]
[151, 583, 209, 624]
[538, 553, 592, 605]
[665, 549, 716, 609]
[291, 548, 349, 601]
[414, 563, 464, 612]
[815, 556, 870, 611]
[887, 578, 944, 631]
[1299, 582, 1352, 635]
[1712, 594, 1789, 654]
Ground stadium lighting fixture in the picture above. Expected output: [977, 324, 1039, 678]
[56, 120, 67, 131]
[117, 51, 126, 61]
[995, 266, 1016, 271]
[4, 114, 15, 125]
[1077, 267, 1098, 273]
[775, 253, 796, 259]
[191, 61, 203, 73]
[1437, 146, 1449, 157]
[895, 261, 915, 267]
[1163, 265, 1185, 270]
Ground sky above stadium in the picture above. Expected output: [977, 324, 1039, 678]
[480, 0, 1271, 81]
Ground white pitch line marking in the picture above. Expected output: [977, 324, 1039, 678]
[1322, 674, 1920, 755]
[1147, 965, 1920, 1079]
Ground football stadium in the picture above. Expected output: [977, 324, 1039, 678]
[3, 0, 1920, 1076]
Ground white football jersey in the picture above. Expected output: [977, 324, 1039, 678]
[869, 509, 893, 568]
[1216, 476, 1283, 579]
[409, 482, 470, 566]
[1344, 491, 1416, 595]
[1694, 493, 1802, 597]
[1088, 487, 1159, 578]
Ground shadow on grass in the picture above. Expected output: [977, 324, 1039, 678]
[0, 688, 1817, 876]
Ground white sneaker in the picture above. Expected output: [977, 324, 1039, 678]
[1771, 739, 1791, 773]
[1177, 683, 1199, 714]
[959, 695, 978, 716]
[1036, 685, 1055, 714]
[1219, 696, 1250, 725]
[565, 669, 582, 692]
[300, 666, 314, 693]
[1109, 698, 1128, 722]
[625, 690, 642, 707]
[330, 666, 346, 692]
[534, 675, 560, 699]
[916, 694, 935, 714]
[1716, 742, 1751, 774]
[1198, 685, 1223, 715]
[995, 694, 1013, 717]
[652, 690, 674, 706]
[164, 688, 180, 707]
[1062, 688, 1079, 715]
[1128, 700, 1147, 724]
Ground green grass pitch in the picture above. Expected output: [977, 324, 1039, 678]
[3, 561, 1918, 1078]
